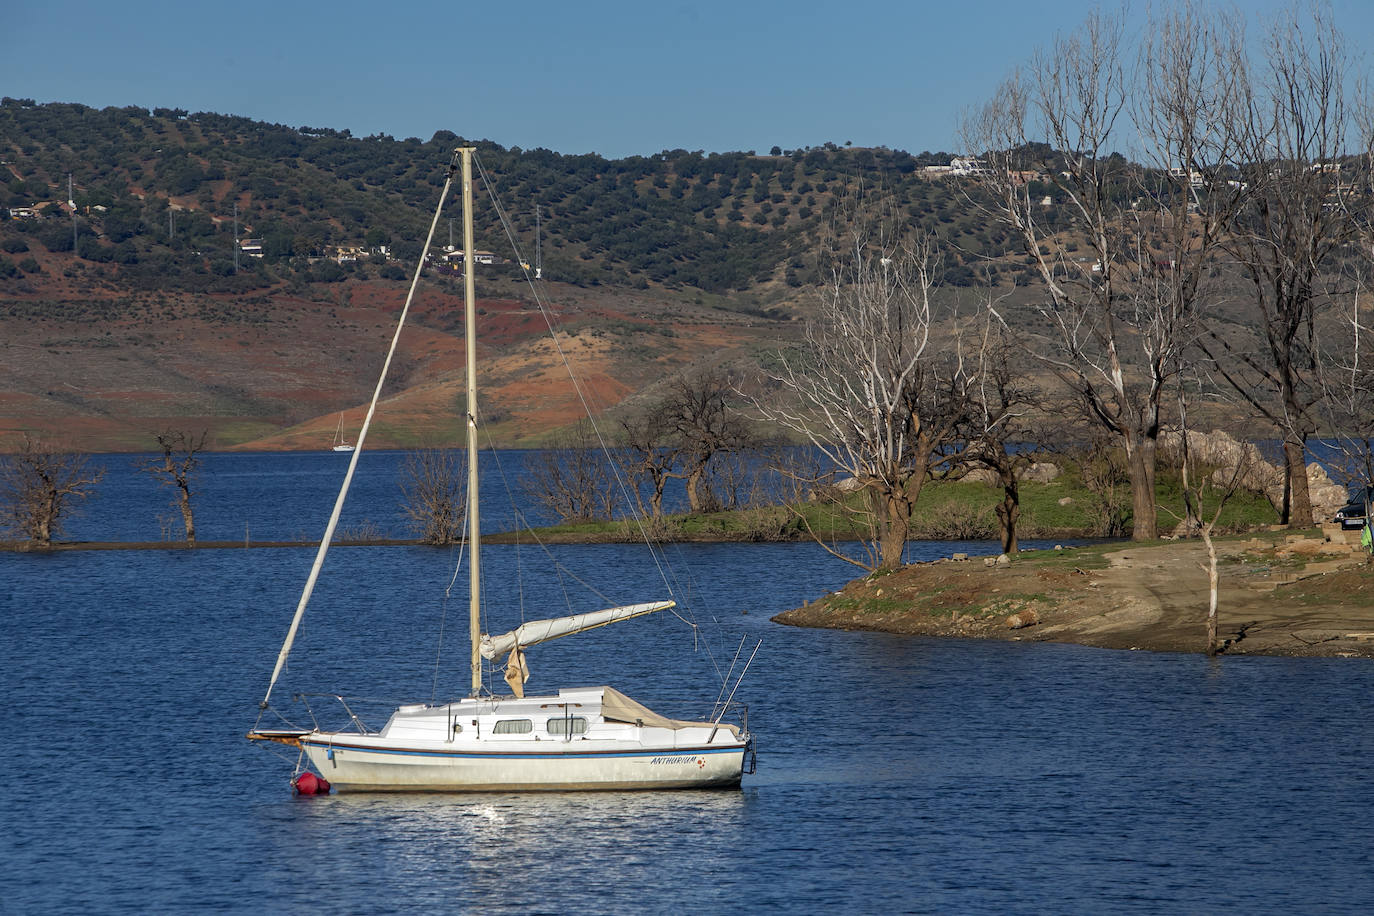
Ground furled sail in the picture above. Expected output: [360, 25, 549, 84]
[479, 600, 674, 660]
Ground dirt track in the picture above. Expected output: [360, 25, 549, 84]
[774, 528, 1374, 658]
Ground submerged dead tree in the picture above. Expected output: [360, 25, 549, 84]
[400, 447, 465, 544]
[522, 420, 619, 524]
[136, 429, 207, 544]
[0, 436, 105, 547]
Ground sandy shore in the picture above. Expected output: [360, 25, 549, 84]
[774, 526, 1374, 658]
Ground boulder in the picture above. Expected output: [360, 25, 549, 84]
[1166, 429, 1348, 521]
[1021, 461, 1060, 483]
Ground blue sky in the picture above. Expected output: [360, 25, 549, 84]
[6, 1, 1373, 159]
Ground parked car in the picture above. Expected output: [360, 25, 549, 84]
[1334, 485, 1374, 529]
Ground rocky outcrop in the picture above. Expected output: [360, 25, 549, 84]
[962, 461, 1061, 486]
[1159, 429, 1349, 522]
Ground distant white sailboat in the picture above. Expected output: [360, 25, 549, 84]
[249, 148, 755, 791]
[331, 414, 355, 452]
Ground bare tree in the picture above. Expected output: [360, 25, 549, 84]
[522, 420, 619, 523]
[1169, 391, 1253, 655]
[135, 429, 206, 544]
[400, 448, 465, 544]
[659, 369, 752, 513]
[0, 436, 104, 547]
[1200, 5, 1369, 527]
[1314, 261, 1374, 502]
[618, 409, 683, 520]
[751, 191, 971, 571]
[960, 314, 1048, 555]
[963, 5, 1243, 540]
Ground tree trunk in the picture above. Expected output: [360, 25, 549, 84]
[1283, 436, 1313, 528]
[1203, 525, 1219, 656]
[996, 475, 1021, 555]
[36, 489, 55, 546]
[879, 486, 912, 570]
[178, 486, 196, 544]
[685, 464, 704, 513]
[1126, 436, 1158, 541]
[649, 475, 665, 519]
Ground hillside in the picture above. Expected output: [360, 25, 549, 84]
[0, 267, 796, 451]
[0, 99, 1015, 296]
[0, 100, 1027, 451]
[0, 99, 1328, 453]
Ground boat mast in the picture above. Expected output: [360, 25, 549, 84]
[461, 147, 483, 697]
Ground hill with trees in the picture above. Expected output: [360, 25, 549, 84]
[0, 98, 1032, 452]
[0, 98, 1017, 296]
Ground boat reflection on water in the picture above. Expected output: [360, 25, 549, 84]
[276, 790, 750, 910]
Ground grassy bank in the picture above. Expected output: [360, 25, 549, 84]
[514, 467, 1280, 544]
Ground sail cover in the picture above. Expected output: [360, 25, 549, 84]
[479, 600, 674, 660]
[599, 686, 740, 738]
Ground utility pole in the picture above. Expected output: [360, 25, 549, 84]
[535, 204, 542, 279]
[233, 202, 239, 273]
[69, 175, 77, 253]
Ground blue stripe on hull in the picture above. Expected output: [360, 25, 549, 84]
[304, 740, 741, 761]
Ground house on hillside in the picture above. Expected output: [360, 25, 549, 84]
[442, 249, 498, 265]
[7, 206, 38, 219]
[239, 238, 264, 258]
[327, 245, 366, 264]
[1168, 167, 1205, 188]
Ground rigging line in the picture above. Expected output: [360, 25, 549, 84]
[444, 496, 470, 599]
[259, 149, 461, 712]
[478, 425, 630, 610]
[476, 420, 533, 624]
[431, 502, 469, 703]
[450, 217, 645, 623]
[430, 589, 448, 704]
[472, 153, 684, 609]
[712, 636, 749, 714]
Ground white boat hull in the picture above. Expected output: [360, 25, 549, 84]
[300, 737, 746, 792]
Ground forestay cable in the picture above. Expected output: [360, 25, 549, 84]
[258, 150, 461, 713]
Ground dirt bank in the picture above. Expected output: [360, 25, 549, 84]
[774, 527, 1374, 658]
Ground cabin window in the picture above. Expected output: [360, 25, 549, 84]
[546, 716, 588, 737]
[492, 719, 533, 735]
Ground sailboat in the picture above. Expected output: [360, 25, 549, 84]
[248, 148, 755, 791]
[331, 413, 355, 452]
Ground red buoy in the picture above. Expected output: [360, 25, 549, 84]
[292, 771, 331, 795]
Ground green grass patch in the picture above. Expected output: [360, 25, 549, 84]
[516, 457, 1282, 545]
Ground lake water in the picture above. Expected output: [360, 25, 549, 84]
[3, 452, 1373, 913]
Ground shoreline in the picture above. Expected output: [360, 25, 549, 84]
[773, 527, 1374, 658]
[14, 527, 1373, 660]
